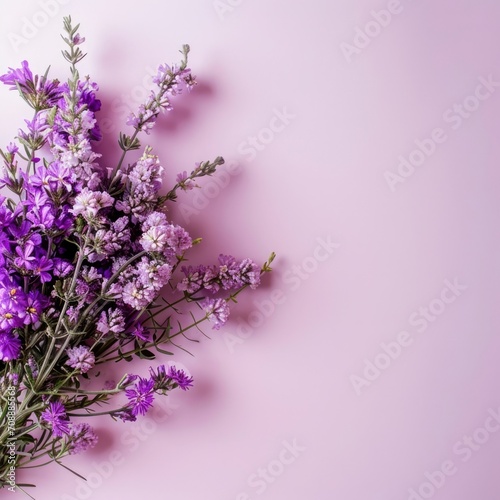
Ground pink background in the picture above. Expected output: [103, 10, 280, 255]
[1, 1, 500, 499]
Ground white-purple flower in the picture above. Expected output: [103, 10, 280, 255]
[200, 297, 230, 330]
[65, 345, 95, 373]
[96, 308, 125, 335]
[71, 188, 114, 220]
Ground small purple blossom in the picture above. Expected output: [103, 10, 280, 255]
[52, 258, 74, 277]
[177, 265, 204, 294]
[217, 255, 261, 290]
[118, 374, 138, 389]
[148, 364, 169, 391]
[0, 332, 22, 361]
[176, 171, 196, 191]
[121, 282, 155, 310]
[125, 377, 155, 416]
[14, 243, 36, 270]
[140, 225, 170, 252]
[32, 255, 53, 283]
[131, 323, 150, 342]
[71, 188, 114, 220]
[238, 258, 261, 289]
[164, 225, 192, 254]
[0, 286, 27, 330]
[6, 142, 19, 155]
[40, 401, 70, 437]
[96, 308, 125, 335]
[200, 297, 230, 330]
[65, 345, 95, 373]
[0, 60, 33, 90]
[167, 365, 194, 391]
[24, 290, 48, 325]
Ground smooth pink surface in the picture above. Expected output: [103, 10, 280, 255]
[1, 1, 500, 499]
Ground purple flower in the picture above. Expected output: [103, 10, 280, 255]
[142, 211, 167, 231]
[218, 254, 241, 290]
[176, 171, 196, 191]
[177, 265, 204, 294]
[65, 345, 95, 373]
[0, 60, 33, 90]
[137, 257, 172, 287]
[217, 255, 261, 290]
[1, 61, 63, 109]
[177, 265, 219, 294]
[40, 401, 70, 437]
[26, 204, 56, 231]
[140, 225, 169, 252]
[14, 243, 36, 270]
[149, 364, 169, 391]
[52, 258, 74, 277]
[164, 225, 192, 254]
[46, 162, 75, 193]
[23, 114, 48, 135]
[6, 142, 19, 155]
[200, 297, 230, 330]
[32, 255, 53, 283]
[238, 259, 261, 289]
[0, 286, 27, 330]
[0, 332, 22, 361]
[126, 103, 158, 134]
[131, 323, 150, 342]
[121, 282, 155, 310]
[78, 82, 101, 112]
[27, 356, 38, 379]
[0, 199, 15, 228]
[67, 423, 98, 455]
[167, 365, 194, 391]
[96, 308, 125, 335]
[125, 377, 155, 416]
[24, 291, 48, 325]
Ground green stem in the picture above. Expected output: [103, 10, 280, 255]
[53, 232, 90, 338]
[110, 129, 139, 182]
[95, 314, 208, 364]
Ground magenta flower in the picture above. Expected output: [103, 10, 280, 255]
[0, 60, 63, 108]
[24, 291, 48, 325]
[131, 323, 150, 342]
[32, 255, 53, 283]
[0, 60, 33, 90]
[125, 377, 155, 416]
[0, 332, 22, 361]
[167, 365, 194, 391]
[14, 244, 36, 271]
[0, 287, 27, 330]
[40, 401, 70, 437]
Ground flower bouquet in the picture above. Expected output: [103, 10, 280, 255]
[0, 17, 273, 496]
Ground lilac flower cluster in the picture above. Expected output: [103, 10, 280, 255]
[0, 18, 271, 488]
[178, 254, 261, 295]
